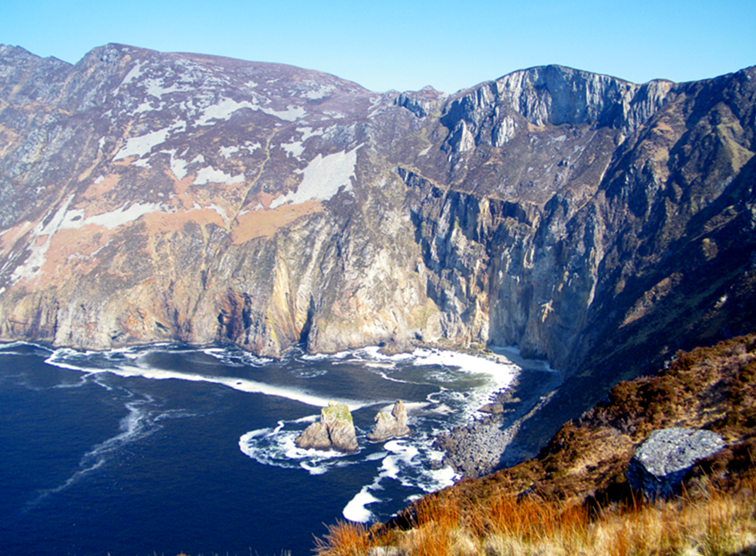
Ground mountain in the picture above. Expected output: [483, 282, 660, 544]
[1, 44, 755, 459]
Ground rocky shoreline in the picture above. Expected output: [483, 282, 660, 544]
[435, 357, 564, 478]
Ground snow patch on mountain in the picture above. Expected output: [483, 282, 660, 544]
[113, 121, 186, 161]
[10, 197, 165, 284]
[298, 127, 323, 141]
[220, 146, 240, 159]
[115, 61, 146, 93]
[193, 167, 245, 186]
[196, 98, 256, 126]
[163, 150, 188, 180]
[302, 85, 336, 100]
[270, 146, 360, 208]
[281, 140, 305, 159]
[144, 78, 191, 99]
[113, 129, 171, 161]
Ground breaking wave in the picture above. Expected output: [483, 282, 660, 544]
[9, 341, 520, 524]
[238, 345, 519, 522]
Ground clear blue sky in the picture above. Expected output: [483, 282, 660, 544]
[1, 0, 754, 93]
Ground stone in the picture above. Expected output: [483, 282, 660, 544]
[626, 428, 726, 500]
[367, 400, 411, 442]
[295, 402, 358, 453]
[478, 402, 504, 414]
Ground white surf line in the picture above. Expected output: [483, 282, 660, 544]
[343, 485, 381, 522]
[45, 350, 368, 410]
[0, 341, 54, 354]
[410, 348, 520, 405]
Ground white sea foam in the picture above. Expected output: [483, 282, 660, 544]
[200, 347, 271, 367]
[25, 395, 155, 509]
[238, 422, 360, 476]
[343, 486, 381, 522]
[45, 348, 367, 409]
[37, 343, 523, 526]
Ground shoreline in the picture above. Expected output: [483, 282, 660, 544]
[1, 338, 554, 479]
[435, 360, 564, 478]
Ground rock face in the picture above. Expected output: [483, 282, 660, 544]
[295, 402, 358, 453]
[0, 44, 755, 459]
[627, 428, 726, 500]
[367, 400, 411, 442]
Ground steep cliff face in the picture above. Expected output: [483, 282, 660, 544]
[0, 45, 754, 445]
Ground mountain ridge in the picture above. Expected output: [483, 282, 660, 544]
[1, 44, 754, 464]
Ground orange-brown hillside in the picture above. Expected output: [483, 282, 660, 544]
[319, 333, 756, 555]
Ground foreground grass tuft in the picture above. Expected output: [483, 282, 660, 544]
[317, 480, 756, 555]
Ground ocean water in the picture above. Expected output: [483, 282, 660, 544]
[0, 342, 519, 555]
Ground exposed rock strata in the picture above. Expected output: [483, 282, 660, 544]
[0, 44, 755, 468]
[367, 400, 411, 442]
[295, 402, 358, 453]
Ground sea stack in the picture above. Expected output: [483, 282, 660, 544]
[367, 400, 411, 442]
[295, 402, 358, 453]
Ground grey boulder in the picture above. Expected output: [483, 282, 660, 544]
[626, 427, 726, 500]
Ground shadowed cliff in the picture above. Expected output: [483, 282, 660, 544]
[0, 44, 754, 461]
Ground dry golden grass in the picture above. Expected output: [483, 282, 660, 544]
[318, 480, 756, 555]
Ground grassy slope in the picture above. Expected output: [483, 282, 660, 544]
[319, 333, 756, 555]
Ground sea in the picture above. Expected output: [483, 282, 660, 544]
[0, 341, 522, 556]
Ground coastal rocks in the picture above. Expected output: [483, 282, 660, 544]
[626, 428, 726, 500]
[367, 400, 411, 442]
[295, 402, 358, 453]
[478, 403, 504, 415]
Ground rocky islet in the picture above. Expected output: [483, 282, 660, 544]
[295, 402, 359, 453]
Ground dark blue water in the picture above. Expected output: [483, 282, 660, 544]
[0, 343, 519, 555]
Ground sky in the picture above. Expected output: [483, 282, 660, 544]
[1, 0, 754, 94]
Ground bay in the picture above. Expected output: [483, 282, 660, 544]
[0, 342, 519, 555]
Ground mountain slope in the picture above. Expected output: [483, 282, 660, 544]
[0, 44, 754, 460]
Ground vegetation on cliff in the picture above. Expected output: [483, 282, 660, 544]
[317, 333, 756, 555]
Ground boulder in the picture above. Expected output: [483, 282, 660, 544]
[367, 400, 411, 442]
[479, 402, 504, 415]
[295, 402, 358, 453]
[626, 427, 726, 500]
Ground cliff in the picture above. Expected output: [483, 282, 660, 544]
[1, 44, 755, 458]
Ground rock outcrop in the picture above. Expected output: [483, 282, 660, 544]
[295, 402, 358, 453]
[367, 400, 411, 442]
[0, 44, 755, 464]
[626, 428, 726, 500]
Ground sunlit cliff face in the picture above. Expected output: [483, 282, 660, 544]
[0, 45, 754, 406]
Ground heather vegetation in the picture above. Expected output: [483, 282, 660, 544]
[317, 334, 756, 555]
